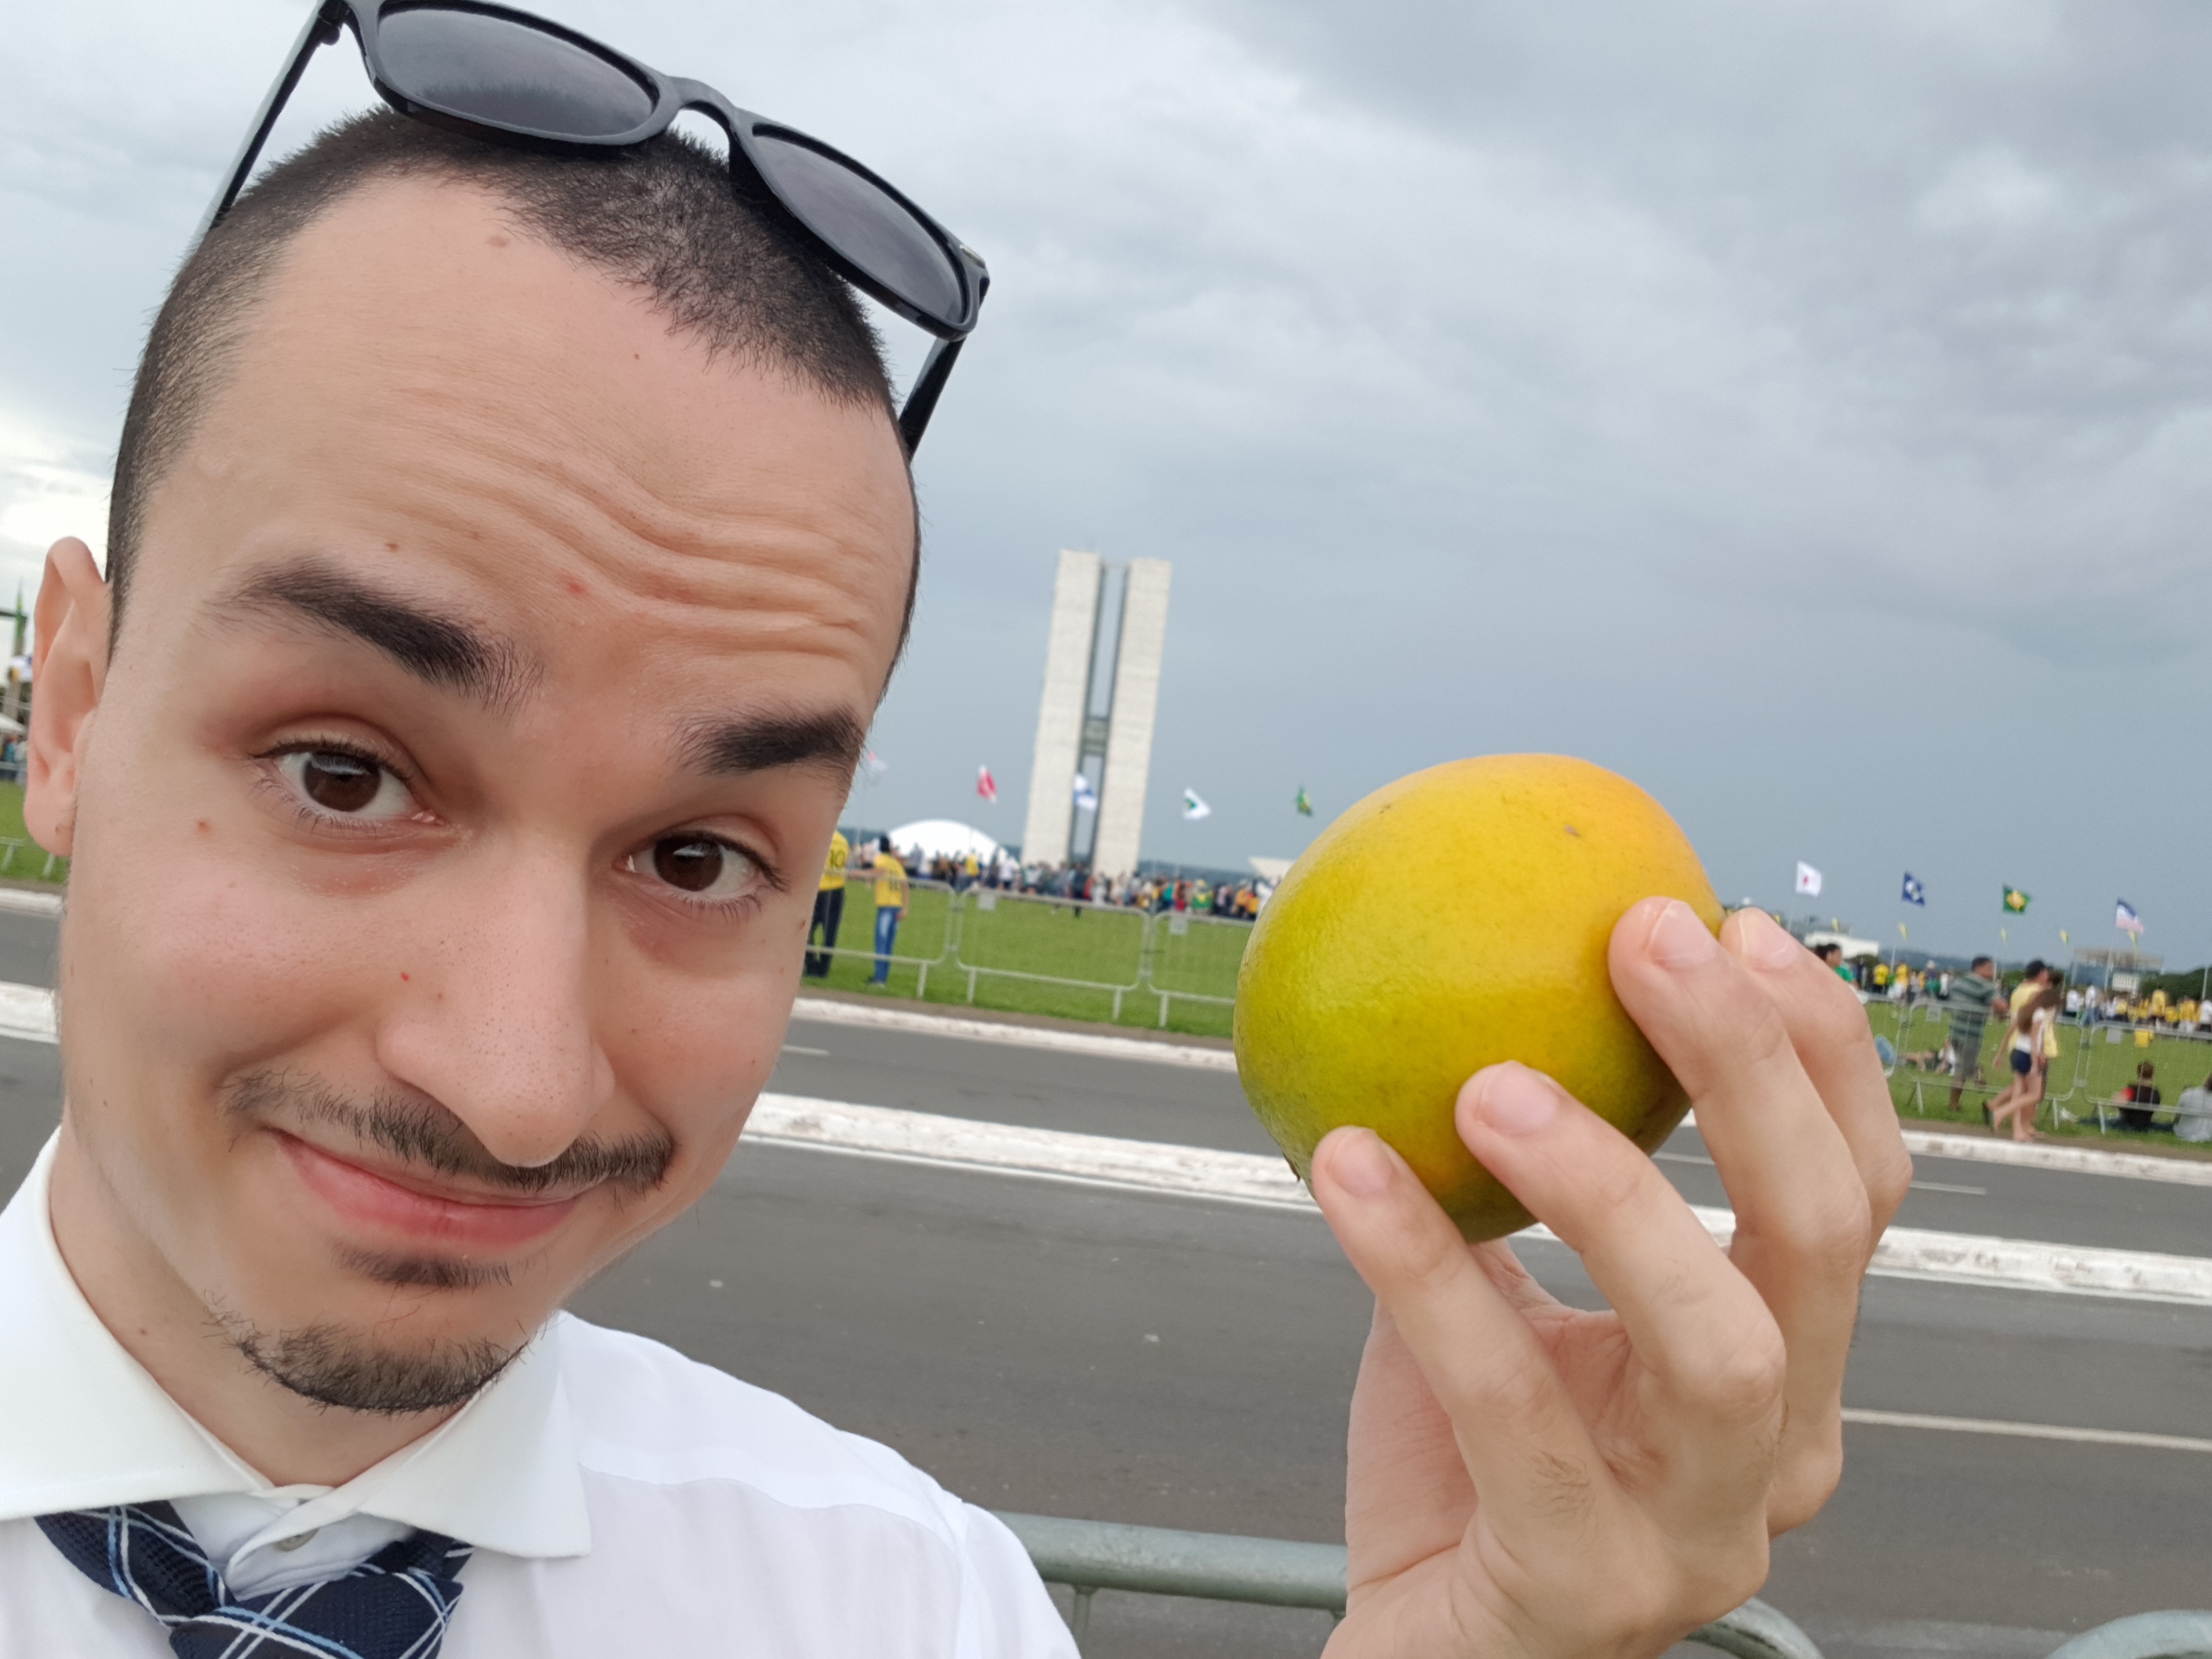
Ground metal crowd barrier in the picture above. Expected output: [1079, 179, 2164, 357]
[802, 878, 1250, 1028]
[990, 1511, 1824, 1659]
[1868, 997, 2212, 1135]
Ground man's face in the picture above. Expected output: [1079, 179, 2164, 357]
[33, 180, 912, 1409]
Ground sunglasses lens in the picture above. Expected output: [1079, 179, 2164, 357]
[750, 132, 966, 329]
[377, 7, 655, 139]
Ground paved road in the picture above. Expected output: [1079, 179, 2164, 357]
[778, 1008, 2212, 1261]
[6, 913, 2212, 1656]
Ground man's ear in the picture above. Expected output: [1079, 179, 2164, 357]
[24, 538, 111, 859]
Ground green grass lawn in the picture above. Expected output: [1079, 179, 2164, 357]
[812, 890, 2212, 1145]
[1869, 1000, 2212, 1151]
[802, 884, 1248, 1038]
[20, 827, 2184, 1144]
[0, 783, 64, 885]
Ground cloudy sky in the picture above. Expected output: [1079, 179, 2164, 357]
[5, 0, 2210, 964]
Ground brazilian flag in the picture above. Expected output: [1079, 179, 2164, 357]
[1294, 786, 1313, 818]
[2003, 886, 2030, 914]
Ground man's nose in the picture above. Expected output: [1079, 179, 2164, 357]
[373, 843, 614, 1170]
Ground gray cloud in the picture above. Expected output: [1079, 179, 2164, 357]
[3, 0, 2207, 960]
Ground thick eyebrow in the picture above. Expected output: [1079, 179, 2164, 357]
[216, 559, 536, 710]
[679, 709, 869, 781]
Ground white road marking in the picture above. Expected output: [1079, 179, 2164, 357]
[795, 1004, 2212, 1186]
[1899, 1128, 2212, 1187]
[1907, 1180, 1988, 1197]
[779, 1044, 830, 1057]
[1841, 1407, 2212, 1457]
[743, 1094, 2212, 1306]
[0, 981, 54, 1044]
[791, 997, 1237, 1070]
[0, 889, 60, 917]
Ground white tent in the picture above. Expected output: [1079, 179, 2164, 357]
[885, 819, 1004, 862]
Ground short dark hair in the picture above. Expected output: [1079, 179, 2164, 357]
[108, 111, 902, 637]
[2023, 959, 2047, 979]
[1971, 955, 1994, 972]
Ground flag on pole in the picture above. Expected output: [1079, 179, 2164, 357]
[2003, 886, 2030, 914]
[1795, 862, 1823, 897]
[2116, 900, 2144, 937]
[1072, 774, 1099, 813]
[1898, 923, 1908, 943]
[1182, 788, 1212, 821]
[1294, 787, 1313, 818]
[2060, 929, 2070, 945]
[976, 765, 998, 804]
[1901, 873, 1926, 906]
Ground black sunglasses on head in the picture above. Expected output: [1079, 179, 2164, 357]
[204, 0, 989, 453]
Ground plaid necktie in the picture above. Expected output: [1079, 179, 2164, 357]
[39, 1500, 470, 1658]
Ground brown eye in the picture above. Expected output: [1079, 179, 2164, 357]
[653, 836, 724, 892]
[277, 749, 415, 820]
[628, 833, 762, 904]
[301, 752, 379, 812]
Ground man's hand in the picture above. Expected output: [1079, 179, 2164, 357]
[1309, 901, 1911, 1659]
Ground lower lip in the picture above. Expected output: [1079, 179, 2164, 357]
[279, 1134, 581, 1253]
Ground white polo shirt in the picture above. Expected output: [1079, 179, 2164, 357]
[0, 1136, 1074, 1656]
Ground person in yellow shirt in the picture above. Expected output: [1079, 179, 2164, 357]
[804, 829, 850, 979]
[870, 845, 907, 985]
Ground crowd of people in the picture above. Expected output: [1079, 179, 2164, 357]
[802, 834, 1277, 985]
[1830, 948, 2212, 1144]
[835, 840, 1273, 918]
[1813, 950, 2211, 1031]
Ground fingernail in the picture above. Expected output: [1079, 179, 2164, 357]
[1471, 1064, 1558, 1136]
[1736, 906, 1800, 971]
[1326, 1128, 1397, 1196]
[1646, 898, 1719, 968]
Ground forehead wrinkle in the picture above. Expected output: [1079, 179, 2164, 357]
[375, 371, 910, 624]
[374, 441, 897, 675]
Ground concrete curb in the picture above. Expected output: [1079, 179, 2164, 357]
[789, 1004, 2212, 1186]
[1900, 1128, 2212, 1186]
[0, 982, 54, 1044]
[745, 1094, 2212, 1307]
[0, 889, 61, 917]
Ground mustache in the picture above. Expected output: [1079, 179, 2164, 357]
[227, 1069, 675, 1197]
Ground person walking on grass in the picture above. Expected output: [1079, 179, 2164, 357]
[1946, 954, 2006, 1115]
[2010, 960, 2057, 1125]
[868, 843, 908, 986]
[1990, 985, 2060, 1142]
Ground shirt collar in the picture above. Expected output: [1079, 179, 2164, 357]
[0, 1132, 589, 1558]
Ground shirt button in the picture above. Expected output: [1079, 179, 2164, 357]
[273, 1530, 319, 1552]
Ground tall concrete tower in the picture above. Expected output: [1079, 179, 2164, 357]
[1019, 551, 1172, 876]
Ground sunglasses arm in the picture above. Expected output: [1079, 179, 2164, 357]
[897, 335, 965, 455]
[190, 0, 349, 251]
